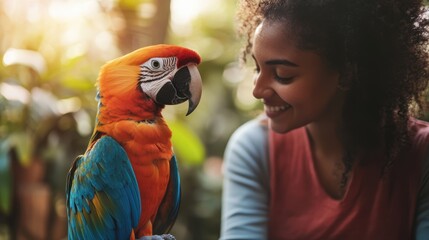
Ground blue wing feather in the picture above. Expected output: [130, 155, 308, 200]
[153, 154, 181, 234]
[66, 136, 141, 240]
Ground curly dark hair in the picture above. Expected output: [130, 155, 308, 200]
[237, 0, 429, 181]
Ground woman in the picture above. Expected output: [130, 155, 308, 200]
[221, 0, 429, 239]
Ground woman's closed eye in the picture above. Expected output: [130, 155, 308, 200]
[274, 71, 294, 84]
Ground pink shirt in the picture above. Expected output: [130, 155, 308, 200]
[268, 119, 429, 240]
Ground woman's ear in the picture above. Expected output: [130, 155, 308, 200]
[338, 63, 357, 91]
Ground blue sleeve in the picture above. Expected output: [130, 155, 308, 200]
[415, 149, 429, 239]
[220, 118, 270, 240]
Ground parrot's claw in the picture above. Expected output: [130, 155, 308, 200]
[138, 234, 176, 240]
[161, 234, 176, 240]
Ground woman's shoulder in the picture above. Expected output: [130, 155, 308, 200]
[224, 115, 269, 174]
[227, 115, 269, 147]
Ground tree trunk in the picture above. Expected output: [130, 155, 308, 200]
[117, 0, 171, 53]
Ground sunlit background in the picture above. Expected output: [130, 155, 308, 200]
[0, 0, 262, 239]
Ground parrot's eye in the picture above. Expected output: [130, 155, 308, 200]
[151, 60, 161, 69]
[140, 57, 177, 76]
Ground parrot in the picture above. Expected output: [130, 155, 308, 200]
[65, 44, 202, 240]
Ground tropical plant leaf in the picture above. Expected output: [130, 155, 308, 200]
[168, 120, 205, 166]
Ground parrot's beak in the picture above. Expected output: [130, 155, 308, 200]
[184, 64, 202, 115]
[155, 64, 202, 115]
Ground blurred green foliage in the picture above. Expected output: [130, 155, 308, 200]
[168, 120, 205, 165]
[0, 141, 11, 214]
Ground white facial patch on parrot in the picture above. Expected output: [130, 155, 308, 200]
[139, 57, 177, 100]
[140, 78, 172, 100]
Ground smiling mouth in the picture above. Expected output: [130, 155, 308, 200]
[265, 104, 291, 113]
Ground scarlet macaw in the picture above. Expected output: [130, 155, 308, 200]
[66, 45, 202, 240]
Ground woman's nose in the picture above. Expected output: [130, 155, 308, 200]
[253, 74, 273, 99]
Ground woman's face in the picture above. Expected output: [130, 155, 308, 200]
[252, 20, 345, 133]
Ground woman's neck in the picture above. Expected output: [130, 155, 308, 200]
[306, 120, 344, 162]
[305, 94, 349, 199]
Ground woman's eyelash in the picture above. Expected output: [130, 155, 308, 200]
[252, 64, 293, 83]
[274, 74, 294, 83]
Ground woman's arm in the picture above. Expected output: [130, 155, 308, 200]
[415, 149, 429, 239]
[220, 119, 270, 240]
